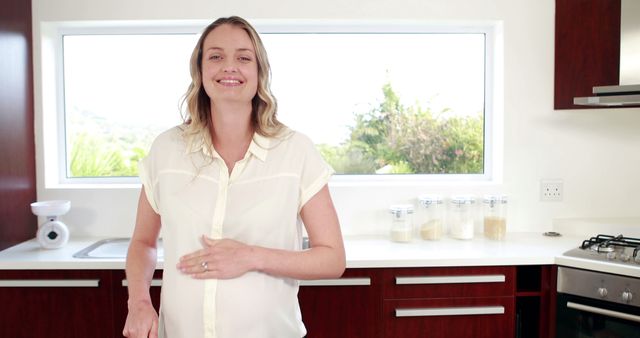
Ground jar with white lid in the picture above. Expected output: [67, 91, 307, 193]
[483, 194, 507, 240]
[417, 195, 445, 240]
[389, 204, 414, 243]
[448, 195, 475, 239]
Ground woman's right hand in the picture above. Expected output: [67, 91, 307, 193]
[122, 299, 159, 338]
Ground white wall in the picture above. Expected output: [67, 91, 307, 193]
[31, 0, 640, 238]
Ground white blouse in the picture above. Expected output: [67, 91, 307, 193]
[139, 125, 333, 338]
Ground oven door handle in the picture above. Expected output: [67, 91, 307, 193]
[567, 301, 640, 323]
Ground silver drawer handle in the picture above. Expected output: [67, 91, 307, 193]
[122, 279, 163, 287]
[396, 274, 505, 285]
[396, 306, 505, 317]
[300, 277, 371, 286]
[567, 301, 640, 323]
[0, 279, 100, 287]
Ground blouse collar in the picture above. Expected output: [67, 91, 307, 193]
[185, 128, 270, 162]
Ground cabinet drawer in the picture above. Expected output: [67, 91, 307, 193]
[384, 296, 515, 338]
[0, 270, 115, 338]
[384, 266, 515, 298]
[299, 268, 381, 338]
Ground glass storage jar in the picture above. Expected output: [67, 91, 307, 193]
[483, 194, 507, 240]
[417, 195, 445, 240]
[448, 195, 476, 239]
[389, 204, 414, 243]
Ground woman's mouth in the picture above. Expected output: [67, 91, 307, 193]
[217, 79, 242, 86]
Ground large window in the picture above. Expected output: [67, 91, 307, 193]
[63, 34, 195, 178]
[58, 22, 495, 182]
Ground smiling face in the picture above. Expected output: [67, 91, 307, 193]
[201, 24, 259, 108]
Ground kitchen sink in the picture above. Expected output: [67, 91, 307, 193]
[73, 238, 164, 259]
[74, 237, 305, 259]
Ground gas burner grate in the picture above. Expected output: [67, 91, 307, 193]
[580, 234, 640, 254]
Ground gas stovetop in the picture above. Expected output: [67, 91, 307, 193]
[563, 234, 640, 267]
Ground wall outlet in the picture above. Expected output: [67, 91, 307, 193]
[540, 179, 563, 202]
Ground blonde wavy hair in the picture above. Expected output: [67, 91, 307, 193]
[181, 16, 284, 141]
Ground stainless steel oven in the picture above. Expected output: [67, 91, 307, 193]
[556, 267, 640, 337]
[557, 234, 640, 337]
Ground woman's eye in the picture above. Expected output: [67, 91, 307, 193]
[209, 54, 221, 61]
[239, 56, 252, 62]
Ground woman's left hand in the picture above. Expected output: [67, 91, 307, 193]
[177, 236, 256, 279]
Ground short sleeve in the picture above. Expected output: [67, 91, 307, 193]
[298, 134, 335, 211]
[138, 155, 160, 214]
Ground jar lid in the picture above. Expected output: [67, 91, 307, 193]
[389, 204, 414, 214]
[483, 194, 507, 204]
[451, 195, 476, 205]
[417, 195, 444, 206]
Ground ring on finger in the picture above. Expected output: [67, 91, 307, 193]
[201, 261, 209, 272]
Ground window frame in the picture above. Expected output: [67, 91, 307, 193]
[42, 19, 502, 188]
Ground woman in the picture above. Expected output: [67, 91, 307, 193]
[123, 16, 345, 338]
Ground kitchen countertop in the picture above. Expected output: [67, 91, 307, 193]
[1, 232, 639, 277]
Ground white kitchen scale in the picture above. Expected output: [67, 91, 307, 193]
[30, 200, 71, 249]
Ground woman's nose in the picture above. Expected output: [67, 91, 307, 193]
[222, 60, 238, 72]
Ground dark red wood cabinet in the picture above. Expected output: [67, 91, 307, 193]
[515, 265, 556, 338]
[0, 266, 554, 338]
[0, 0, 37, 251]
[298, 268, 382, 338]
[554, 0, 639, 109]
[0, 270, 115, 338]
[384, 297, 515, 338]
[382, 266, 516, 338]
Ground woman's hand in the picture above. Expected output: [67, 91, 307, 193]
[122, 299, 158, 338]
[177, 236, 257, 279]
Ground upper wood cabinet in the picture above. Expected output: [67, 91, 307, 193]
[554, 0, 627, 109]
[0, 0, 37, 250]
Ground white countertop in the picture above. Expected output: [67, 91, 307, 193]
[1, 232, 639, 278]
[0, 237, 129, 270]
[344, 232, 578, 267]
